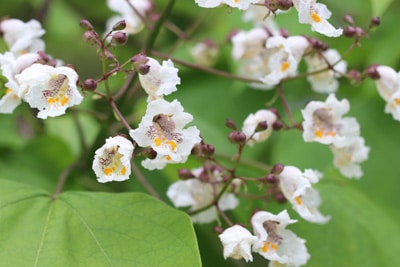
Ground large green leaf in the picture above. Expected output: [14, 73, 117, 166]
[370, 0, 394, 17]
[0, 179, 201, 267]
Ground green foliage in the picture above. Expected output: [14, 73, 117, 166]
[370, 0, 395, 17]
[0, 179, 201, 267]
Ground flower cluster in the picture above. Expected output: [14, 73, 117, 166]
[374, 65, 400, 121]
[302, 94, 370, 178]
[0, 18, 82, 118]
[219, 210, 310, 266]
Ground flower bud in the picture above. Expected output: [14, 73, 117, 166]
[83, 78, 98, 91]
[83, 30, 97, 44]
[225, 119, 237, 130]
[277, 0, 293, 10]
[365, 64, 380, 79]
[111, 32, 127, 45]
[271, 163, 284, 174]
[178, 168, 195, 179]
[228, 131, 247, 144]
[309, 38, 328, 51]
[343, 26, 357, 37]
[369, 17, 380, 28]
[272, 121, 283, 130]
[142, 148, 157, 159]
[347, 69, 362, 83]
[201, 143, 215, 156]
[265, 173, 278, 184]
[255, 120, 268, 132]
[213, 226, 224, 234]
[112, 20, 126, 31]
[80, 19, 94, 30]
[275, 192, 287, 203]
[343, 14, 355, 26]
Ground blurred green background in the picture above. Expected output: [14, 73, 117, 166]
[0, 0, 399, 266]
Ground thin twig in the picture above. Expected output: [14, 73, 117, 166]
[131, 162, 162, 200]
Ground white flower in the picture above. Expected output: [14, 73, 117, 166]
[231, 28, 269, 60]
[260, 35, 309, 88]
[0, 18, 45, 55]
[219, 225, 258, 262]
[106, 0, 151, 35]
[242, 2, 281, 33]
[375, 65, 400, 102]
[167, 166, 239, 223]
[278, 166, 331, 224]
[330, 136, 370, 179]
[92, 136, 134, 183]
[16, 63, 83, 119]
[292, 0, 342, 37]
[301, 94, 360, 147]
[195, 0, 259, 10]
[242, 109, 277, 146]
[138, 57, 180, 102]
[305, 49, 347, 93]
[189, 41, 219, 67]
[251, 210, 310, 266]
[129, 99, 201, 170]
[0, 52, 39, 113]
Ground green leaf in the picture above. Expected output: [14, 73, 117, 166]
[370, 0, 394, 16]
[0, 179, 201, 267]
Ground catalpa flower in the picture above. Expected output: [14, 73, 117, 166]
[0, 52, 39, 113]
[16, 63, 83, 119]
[242, 109, 277, 146]
[195, 0, 259, 10]
[190, 40, 219, 67]
[330, 136, 370, 179]
[92, 136, 134, 183]
[305, 49, 347, 93]
[138, 57, 180, 102]
[231, 28, 269, 60]
[278, 166, 331, 224]
[251, 210, 310, 266]
[167, 165, 239, 223]
[260, 35, 309, 88]
[292, 0, 342, 37]
[375, 65, 400, 121]
[302, 94, 360, 147]
[219, 225, 258, 262]
[106, 0, 151, 35]
[129, 99, 201, 170]
[0, 18, 45, 55]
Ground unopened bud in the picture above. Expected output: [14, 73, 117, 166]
[138, 64, 150, 75]
[309, 38, 328, 50]
[83, 30, 97, 44]
[255, 121, 268, 132]
[347, 69, 362, 82]
[228, 131, 247, 144]
[112, 20, 126, 31]
[83, 78, 97, 91]
[201, 143, 215, 156]
[343, 14, 355, 26]
[271, 163, 284, 174]
[142, 148, 157, 159]
[265, 173, 278, 184]
[279, 28, 290, 38]
[213, 226, 224, 234]
[225, 119, 237, 130]
[111, 32, 127, 45]
[178, 168, 195, 179]
[272, 121, 283, 130]
[343, 26, 357, 37]
[275, 192, 287, 203]
[80, 19, 93, 30]
[277, 0, 293, 10]
[365, 64, 380, 79]
[370, 17, 381, 27]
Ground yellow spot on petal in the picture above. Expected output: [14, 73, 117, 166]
[47, 97, 56, 104]
[262, 242, 269, 253]
[166, 155, 172, 161]
[120, 166, 127, 175]
[234, 0, 239, 3]
[329, 131, 336, 136]
[295, 196, 303, 205]
[103, 167, 113, 175]
[315, 129, 323, 138]
[311, 11, 321, 23]
[166, 140, 177, 151]
[395, 98, 400, 105]
[280, 62, 290, 72]
[270, 244, 278, 251]
[60, 96, 69, 106]
[6, 88, 12, 94]
[154, 137, 162, 146]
